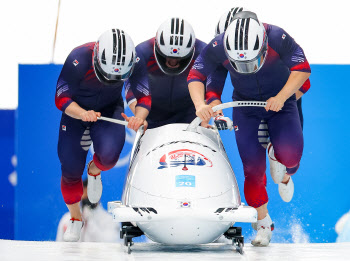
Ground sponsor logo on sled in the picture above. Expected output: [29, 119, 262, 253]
[158, 149, 213, 169]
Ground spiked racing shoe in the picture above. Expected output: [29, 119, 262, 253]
[267, 143, 286, 184]
[278, 176, 294, 202]
[251, 214, 274, 247]
[63, 218, 83, 242]
[87, 160, 102, 204]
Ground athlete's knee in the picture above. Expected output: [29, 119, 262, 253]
[275, 145, 302, 169]
[61, 176, 83, 205]
[93, 152, 120, 171]
[286, 163, 300, 175]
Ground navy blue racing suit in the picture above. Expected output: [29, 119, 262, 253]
[187, 24, 311, 208]
[56, 42, 125, 204]
[125, 38, 227, 129]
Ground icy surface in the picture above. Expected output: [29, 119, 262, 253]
[0, 240, 349, 261]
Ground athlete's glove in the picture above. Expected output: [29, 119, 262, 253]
[214, 114, 233, 131]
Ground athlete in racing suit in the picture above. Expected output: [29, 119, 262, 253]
[55, 29, 136, 241]
[123, 18, 227, 129]
[187, 12, 311, 246]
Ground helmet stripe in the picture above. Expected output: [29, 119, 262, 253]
[239, 19, 246, 50]
[226, 37, 231, 51]
[244, 18, 250, 50]
[122, 30, 126, 56]
[160, 32, 165, 45]
[112, 29, 116, 53]
[180, 19, 184, 35]
[186, 34, 192, 48]
[216, 22, 220, 36]
[224, 9, 233, 32]
[230, 7, 238, 24]
[180, 19, 184, 46]
[112, 29, 117, 65]
[176, 18, 179, 34]
[121, 30, 126, 65]
[101, 49, 106, 65]
[234, 20, 239, 50]
[254, 35, 260, 50]
[171, 18, 174, 34]
[116, 29, 122, 65]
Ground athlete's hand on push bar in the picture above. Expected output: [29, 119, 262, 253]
[80, 110, 101, 122]
[121, 113, 147, 132]
[195, 104, 215, 122]
[265, 95, 285, 112]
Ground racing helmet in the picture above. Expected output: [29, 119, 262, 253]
[215, 7, 249, 36]
[93, 29, 136, 85]
[154, 18, 196, 75]
[224, 11, 268, 74]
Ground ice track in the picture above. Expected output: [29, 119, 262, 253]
[0, 240, 349, 261]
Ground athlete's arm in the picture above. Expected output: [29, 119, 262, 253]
[266, 71, 310, 112]
[205, 65, 228, 115]
[128, 100, 137, 115]
[56, 48, 101, 121]
[123, 90, 147, 130]
[188, 39, 224, 121]
[265, 25, 311, 111]
[124, 82, 137, 114]
[64, 102, 100, 122]
[295, 90, 304, 100]
[123, 50, 151, 131]
[188, 82, 214, 121]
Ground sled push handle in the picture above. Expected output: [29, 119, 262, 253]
[97, 116, 144, 132]
[186, 101, 267, 132]
[97, 116, 129, 126]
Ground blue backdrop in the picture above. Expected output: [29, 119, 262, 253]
[0, 110, 15, 240]
[13, 64, 349, 243]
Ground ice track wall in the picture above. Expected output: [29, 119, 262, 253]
[11, 64, 350, 242]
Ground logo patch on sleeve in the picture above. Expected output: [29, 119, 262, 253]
[282, 34, 286, 40]
[62, 125, 66, 131]
[73, 59, 79, 66]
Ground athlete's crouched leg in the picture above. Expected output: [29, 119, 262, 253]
[244, 171, 273, 247]
[92, 152, 120, 171]
[274, 142, 303, 175]
[272, 141, 302, 202]
[61, 176, 83, 205]
[244, 171, 268, 209]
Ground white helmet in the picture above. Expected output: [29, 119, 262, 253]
[154, 18, 196, 75]
[215, 7, 249, 36]
[224, 11, 268, 74]
[93, 29, 136, 85]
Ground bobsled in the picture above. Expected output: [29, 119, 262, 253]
[106, 101, 266, 254]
